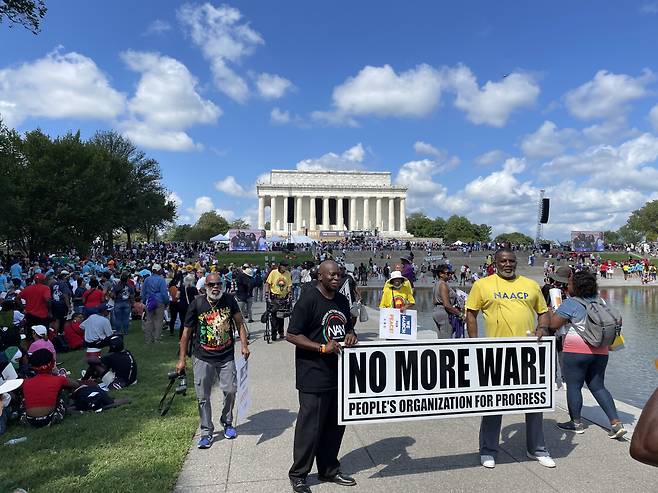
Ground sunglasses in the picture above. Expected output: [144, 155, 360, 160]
[206, 282, 223, 287]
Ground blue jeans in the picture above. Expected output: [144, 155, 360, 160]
[113, 302, 131, 334]
[562, 352, 619, 422]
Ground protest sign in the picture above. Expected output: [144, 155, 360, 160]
[379, 308, 417, 340]
[338, 338, 554, 425]
[235, 357, 251, 424]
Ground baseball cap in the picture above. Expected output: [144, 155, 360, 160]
[152, 263, 162, 272]
[279, 260, 289, 266]
[34, 273, 46, 281]
[550, 266, 572, 284]
[60, 270, 70, 275]
[32, 325, 48, 337]
[389, 271, 406, 281]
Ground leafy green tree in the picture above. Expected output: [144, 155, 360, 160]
[165, 224, 193, 241]
[406, 213, 447, 239]
[617, 224, 643, 244]
[627, 200, 658, 241]
[474, 223, 493, 242]
[228, 218, 250, 229]
[444, 215, 476, 242]
[0, 0, 47, 34]
[90, 131, 176, 248]
[188, 211, 229, 241]
[494, 232, 534, 245]
[406, 213, 434, 237]
[603, 230, 622, 244]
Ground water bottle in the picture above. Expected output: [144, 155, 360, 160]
[4, 436, 27, 445]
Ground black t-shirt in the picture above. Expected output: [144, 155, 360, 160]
[287, 287, 353, 392]
[113, 283, 134, 304]
[184, 294, 240, 363]
[101, 350, 137, 385]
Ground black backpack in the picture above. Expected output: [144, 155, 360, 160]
[72, 384, 114, 411]
[572, 297, 622, 347]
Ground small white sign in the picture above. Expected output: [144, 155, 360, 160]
[235, 356, 251, 424]
[379, 308, 418, 340]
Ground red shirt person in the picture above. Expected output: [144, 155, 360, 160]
[18, 273, 51, 330]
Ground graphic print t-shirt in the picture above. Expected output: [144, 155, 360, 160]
[287, 287, 353, 392]
[185, 294, 240, 363]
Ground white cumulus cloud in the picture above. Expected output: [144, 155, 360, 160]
[313, 63, 538, 127]
[296, 143, 366, 171]
[119, 50, 221, 151]
[144, 19, 172, 36]
[474, 149, 507, 166]
[256, 73, 293, 99]
[214, 175, 253, 197]
[650, 104, 658, 131]
[444, 65, 540, 127]
[564, 69, 653, 120]
[520, 121, 578, 159]
[186, 195, 235, 222]
[0, 48, 125, 128]
[541, 133, 658, 191]
[313, 64, 443, 124]
[178, 2, 264, 103]
[270, 107, 291, 124]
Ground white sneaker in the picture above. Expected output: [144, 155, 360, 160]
[480, 455, 496, 468]
[526, 452, 556, 468]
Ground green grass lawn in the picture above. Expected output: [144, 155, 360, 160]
[599, 252, 658, 265]
[1, 321, 198, 493]
[216, 250, 314, 267]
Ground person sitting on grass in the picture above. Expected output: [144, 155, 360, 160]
[28, 325, 56, 358]
[21, 349, 79, 428]
[81, 304, 115, 360]
[63, 312, 85, 351]
[84, 335, 137, 390]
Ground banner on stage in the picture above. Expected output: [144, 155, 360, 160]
[235, 357, 251, 424]
[338, 338, 555, 425]
[379, 308, 417, 340]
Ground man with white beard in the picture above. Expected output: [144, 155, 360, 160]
[177, 272, 250, 449]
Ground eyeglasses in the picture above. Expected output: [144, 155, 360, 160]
[206, 282, 223, 287]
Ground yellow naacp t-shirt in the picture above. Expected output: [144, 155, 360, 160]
[465, 274, 547, 338]
[266, 269, 292, 296]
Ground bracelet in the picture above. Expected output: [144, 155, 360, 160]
[320, 344, 326, 353]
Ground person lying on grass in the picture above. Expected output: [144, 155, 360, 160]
[21, 349, 79, 428]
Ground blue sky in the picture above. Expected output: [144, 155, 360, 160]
[2, 1, 658, 239]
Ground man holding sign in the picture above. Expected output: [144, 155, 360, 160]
[466, 248, 555, 469]
[286, 260, 358, 493]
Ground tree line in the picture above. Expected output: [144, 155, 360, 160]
[406, 213, 493, 243]
[164, 213, 250, 242]
[0, 123, 176, 256]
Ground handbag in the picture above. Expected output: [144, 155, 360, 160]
[609, 333, 625, 351]
[350, 302, 360, 319]
[359, 303, 369, 322]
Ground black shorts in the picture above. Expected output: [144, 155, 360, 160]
[25, 314, 50, 331]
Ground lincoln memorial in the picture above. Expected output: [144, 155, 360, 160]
[256, 170, 410, 238]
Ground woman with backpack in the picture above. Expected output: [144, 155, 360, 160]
[547, 270, 626, 438]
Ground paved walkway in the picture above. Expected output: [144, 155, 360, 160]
[174, 300, 658, 493]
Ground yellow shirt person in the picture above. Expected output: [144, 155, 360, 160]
[266, 267, 292, 297]
[380, 271, 415, 310]
[465, 273, 547, 338]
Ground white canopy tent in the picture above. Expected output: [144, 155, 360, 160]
[288, 234, 317, 244]
[210, 233, 229, 242]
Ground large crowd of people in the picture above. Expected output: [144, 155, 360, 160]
[1, 238, 655, 493]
